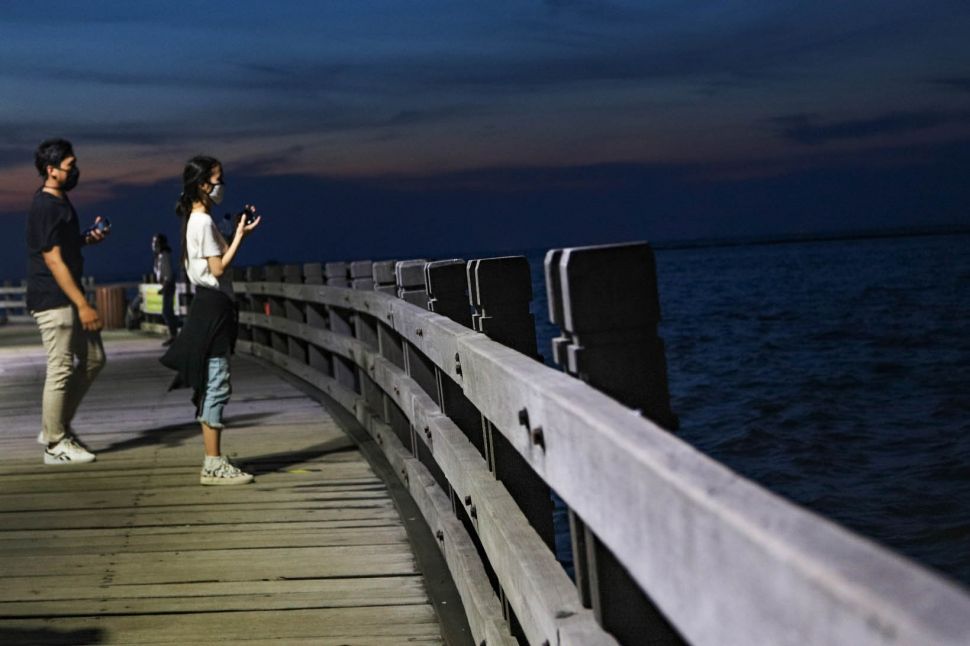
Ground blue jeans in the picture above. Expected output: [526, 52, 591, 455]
[197, 357, 231, 429]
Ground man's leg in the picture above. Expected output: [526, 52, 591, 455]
[61, 309, 106, 430]
[33, 306, 76, 446]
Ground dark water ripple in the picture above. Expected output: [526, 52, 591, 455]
[527, 234, 970, 588]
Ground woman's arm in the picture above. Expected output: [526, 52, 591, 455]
[206, 236, 241, 277]
[206, 211, 261, 277]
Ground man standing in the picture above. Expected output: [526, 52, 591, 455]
[26, 138, 109, 464]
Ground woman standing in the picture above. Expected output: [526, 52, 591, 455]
[151, 233, 178, 345]
[161, 155, 261, 485]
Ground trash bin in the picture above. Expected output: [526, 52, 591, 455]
[96, 286, 127, 329]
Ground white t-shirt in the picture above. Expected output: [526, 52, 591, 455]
[185, 210, 233, 297]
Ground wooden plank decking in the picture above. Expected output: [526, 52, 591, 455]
[0, 326, 446, 645]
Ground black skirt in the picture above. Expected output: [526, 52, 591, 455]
[160, 286, 237, 412]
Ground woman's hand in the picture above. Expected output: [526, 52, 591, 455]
[235, 205, 262, 238]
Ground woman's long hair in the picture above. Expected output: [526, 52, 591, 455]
[175, 155, 222, 268]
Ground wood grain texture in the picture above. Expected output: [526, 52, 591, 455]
[0, 326, 443, 645]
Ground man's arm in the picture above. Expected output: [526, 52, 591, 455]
[41, 245, 102, 331]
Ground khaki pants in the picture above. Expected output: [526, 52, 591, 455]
[32, 305, 106, 444]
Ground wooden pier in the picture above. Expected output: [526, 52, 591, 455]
[3, 240, 970, 645]
[0, 326, 462, 645]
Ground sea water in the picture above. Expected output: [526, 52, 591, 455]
[528, 233, 970, 588]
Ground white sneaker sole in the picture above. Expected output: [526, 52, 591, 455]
[44, 453, 96, 465]
[200, 474, 254, 486]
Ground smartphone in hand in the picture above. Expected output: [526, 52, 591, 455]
[238, 206, 258, 225]
[83, 217, 111, 237]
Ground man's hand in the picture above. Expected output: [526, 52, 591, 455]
[83, 216, 110, 245]
[78, 304, 103, 332]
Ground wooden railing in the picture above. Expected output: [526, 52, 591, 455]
[229, 242, 970, 646]
[0, 278, 98, 324]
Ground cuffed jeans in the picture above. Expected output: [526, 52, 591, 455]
[197, 356, 231, 429]
[32, 305, 106, 444]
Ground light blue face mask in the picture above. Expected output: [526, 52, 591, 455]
[208, 183, 224, 205]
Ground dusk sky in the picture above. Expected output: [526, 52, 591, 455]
[2, 1, 969, 280]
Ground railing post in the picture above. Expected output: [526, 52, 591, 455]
[350, 260, 375, 291]
[283, 264, 308, 363]
[468, 257, 538, 357]
[373, 260, 422, 448]
[418, 259, 475, 495]
[425, 261, 487, 459]
[303, 262, 324, 287]
[263, 264, 288, 356]
[426, 260, 472, 328]
[546, 241, 683, 646]
[352, 263, 383, 419]
[325, 261, 357, 392]
[394, 259, 435, 404]
[468, 257, 555, 554]
[302, 263, 333, 378]
[246, 266, 270, 349]
[232, 267, 251, 342]
[395, 259, 428, 307]
[372, 260, 398, 296]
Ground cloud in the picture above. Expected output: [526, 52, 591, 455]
[6, 3, 950, 100]
[4, 136, 969, 282]
[770, 110, 970, 145]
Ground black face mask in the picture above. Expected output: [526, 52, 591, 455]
[62, 165, 80, 192]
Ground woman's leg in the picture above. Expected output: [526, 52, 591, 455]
[197, 356, 231, 440]
[197, 357, 252, 485]
[202, 422, 221, 457]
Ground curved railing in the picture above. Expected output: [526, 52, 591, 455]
[224, 242, 970, 646]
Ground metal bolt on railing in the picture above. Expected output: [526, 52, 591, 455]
[531, 426, 545, 449]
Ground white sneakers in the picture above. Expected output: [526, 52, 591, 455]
[200, 456, 254, 486]
[44, 437, 96, 465]
[41, 436, 253, 488]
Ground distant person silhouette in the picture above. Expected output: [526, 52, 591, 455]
[151, 233, 178, 345]
[25, 138, 110, 465]
[160, 155, 262, 485]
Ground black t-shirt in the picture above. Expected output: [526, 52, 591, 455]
[25, 189, 84, 312]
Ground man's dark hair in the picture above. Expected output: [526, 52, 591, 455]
[34, 138, 74, 177]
